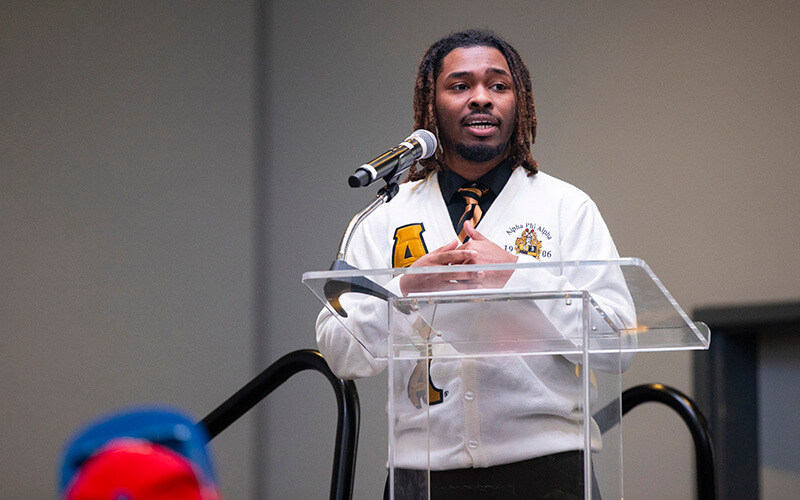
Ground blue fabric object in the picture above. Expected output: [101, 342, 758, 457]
[58, 406, 215, 494]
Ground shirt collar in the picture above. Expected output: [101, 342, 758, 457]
[438, 156, 515, 202]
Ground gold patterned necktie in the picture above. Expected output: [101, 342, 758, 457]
[456, 183, 489, 242]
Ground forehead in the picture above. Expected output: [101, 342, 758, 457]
[436, 46, 511, 81]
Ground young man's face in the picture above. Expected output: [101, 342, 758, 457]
[434, 46, 517, 168]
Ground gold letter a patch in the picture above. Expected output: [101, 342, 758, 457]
[392, 223, 428, 268]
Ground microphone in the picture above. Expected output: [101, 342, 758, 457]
[348, 129, 437, 188]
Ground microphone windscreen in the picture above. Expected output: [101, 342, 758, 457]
[408, 129, 437, 159]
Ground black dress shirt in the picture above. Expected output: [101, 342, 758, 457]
[438, 157, 514, 232]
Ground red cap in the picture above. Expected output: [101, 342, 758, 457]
[64, 439, 221, 500]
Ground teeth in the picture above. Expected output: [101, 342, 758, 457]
[467, 122, 495, 128]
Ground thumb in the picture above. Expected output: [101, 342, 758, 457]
[463, 220, 486, 240]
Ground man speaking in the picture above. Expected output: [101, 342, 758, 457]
[316, 29, 634, 499]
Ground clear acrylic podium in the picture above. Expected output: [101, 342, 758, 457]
[304, 258, 709, 499]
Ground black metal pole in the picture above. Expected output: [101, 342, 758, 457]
[200, 349, 359, 500]
[620, 383, 716, 500]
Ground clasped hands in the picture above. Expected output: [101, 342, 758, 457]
[399, 221, 517, 296]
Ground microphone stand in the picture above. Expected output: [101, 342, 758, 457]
[324, 175, 404, 317]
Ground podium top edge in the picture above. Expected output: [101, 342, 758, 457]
[302, 257, 648, 280]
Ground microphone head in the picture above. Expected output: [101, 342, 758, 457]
[348, 169, 371, 188]
[407, 129, 437, 159]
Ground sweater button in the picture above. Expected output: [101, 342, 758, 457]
[467, 440, 479, 449]
[464, 391, 475, 401]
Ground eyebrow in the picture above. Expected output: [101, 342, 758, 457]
[443, 67, 511, 80]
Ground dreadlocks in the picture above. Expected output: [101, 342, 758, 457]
[406, 29, 538, 182]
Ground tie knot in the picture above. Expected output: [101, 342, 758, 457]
[457, 183, 487, 205]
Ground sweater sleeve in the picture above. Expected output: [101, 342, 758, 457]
[315, 216, 394, 379]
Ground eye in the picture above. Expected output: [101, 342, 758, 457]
[450, 83, 468, 91]
[491, 82, 510, 91]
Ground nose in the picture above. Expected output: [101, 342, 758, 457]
[469, 85, 492, 109]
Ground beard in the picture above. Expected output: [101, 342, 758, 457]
[453, 142, 508, 163]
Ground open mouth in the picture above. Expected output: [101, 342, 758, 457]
[466, 121, 496, 129]
[462, 115, 499, 136]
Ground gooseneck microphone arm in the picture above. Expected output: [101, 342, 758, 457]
[325, 183, 399, 318]
[325, 130, 436, 317]
[335, 183, 398, 261]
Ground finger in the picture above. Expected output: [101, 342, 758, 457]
[431, 239, 460, 254]
[439, 269, 481, 281]
[439, 249, 479, 264]
[425, 249, 478, 265]
[401, 272, 478, 294]
[410, 241, 463, 268]
[440, 280, 483, 290]
[433, 274, 485, 289]
[463, 221, 487, 241]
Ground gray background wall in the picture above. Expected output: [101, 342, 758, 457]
[2, 1, 799, 499]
